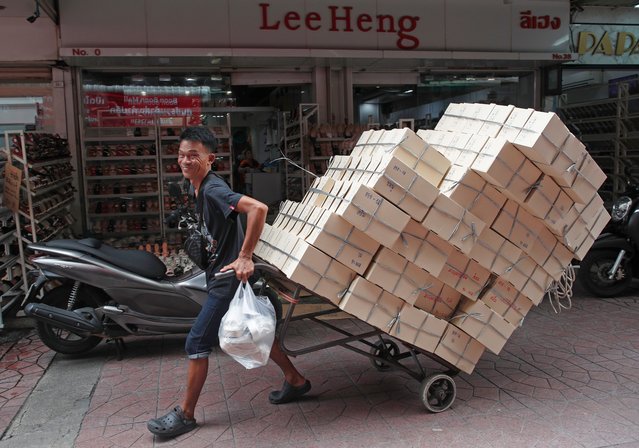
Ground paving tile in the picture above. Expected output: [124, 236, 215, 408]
[10, 294, 622, 447]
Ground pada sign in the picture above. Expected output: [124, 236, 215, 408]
[573, 25, 639, 63]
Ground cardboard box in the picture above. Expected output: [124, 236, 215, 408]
[472, 138, 542, 205]
[492, 199, 543, 253]
[533, 134, 586, 189]
[528, 226, 573, 280]
[365, 247, 443, 307]
[478, 105, 515, 138]
[422, 194, 486, 255]
[546, 189, 574, 236]
[480, 277, 534, 326]
[469, 227, 523, 276]
[521, 264, 554, 305]
[277, 202, 380, 275]
[355, 129, 451, 187]
[420, 129, 487, 168]
[440, 167, 507, 226]
[574, 206, 610, 261]
[513, 111, 571, 166]
[392, 218, 428, 262]
[450, 297, 517, 355]
[413, 283, 461, 320]
[326, 154, 439, 221]
[496, 107, 535, 141]
[563, 196, 610, 260]
[438, 248, 492, 300]
[524, 174, 561, 222]
[282, 238, 357, 305]
[423, 130, 470, 163]
[433, 103, 462, 132]
[434, 324, 486, 374]
[338, 276, 405, 332]
[566, 154, 607, 203]
[499, 254, 537, 294]
[387, 303, 448, 353]
[305, 179, 411, 248]
[413, 231, 455, 277]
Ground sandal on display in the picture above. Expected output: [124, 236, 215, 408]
[147, 405, 196, 437]
[268, 380, 311, 404]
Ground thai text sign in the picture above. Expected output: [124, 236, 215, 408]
[83, 92, 202, 127]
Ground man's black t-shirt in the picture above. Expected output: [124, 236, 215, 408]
[197, 172, 244, 293]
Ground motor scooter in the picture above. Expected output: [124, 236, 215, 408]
[22, 183, 280, 357]
[578, 175, 639, 297]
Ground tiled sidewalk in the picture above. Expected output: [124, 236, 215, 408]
[70, 294, 639, 448]
[0, 330, 55, 436]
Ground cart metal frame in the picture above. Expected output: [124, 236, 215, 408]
[242, 261, 461, 412]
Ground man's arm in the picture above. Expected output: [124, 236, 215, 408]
[220, 195, 268, 282]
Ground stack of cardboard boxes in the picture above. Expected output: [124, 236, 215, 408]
[255, 103, 609, 375]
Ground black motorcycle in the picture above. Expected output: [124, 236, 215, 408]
[578, 180, 639, 297]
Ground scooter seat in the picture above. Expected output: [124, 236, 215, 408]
[43, 238, 167, 280]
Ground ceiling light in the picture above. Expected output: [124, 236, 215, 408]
[185, 90, 190, 95]
[210, 75, 223, 81]
[185, 77, 197, 82]
[226, 90, 232, 95]
[210, 57, 221, 64]
[141, 91, 147, 96]
[132, 75, 145, 83]
[404, 89, 414, 94]
[159, 74, 171, 82]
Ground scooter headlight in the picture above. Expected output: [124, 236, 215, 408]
[611, 196, 632, 222]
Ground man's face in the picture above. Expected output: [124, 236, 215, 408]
[178, 140, 215, 183]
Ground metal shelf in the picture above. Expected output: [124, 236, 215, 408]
[87, 192, 157, 199]
[23, 176, 74, 197]
[86, 155, 157, 161]
[19, 197, 74, 224]
[84, 136, 156, 142]
[86, 174, 158, 180]
[0, 255, 18, 272]
[88, 211, 160, 218]
[0, 230, 15, 245]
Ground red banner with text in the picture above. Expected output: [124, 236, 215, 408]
[84, 92, 202, 127]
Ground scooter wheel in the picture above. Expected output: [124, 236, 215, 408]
[35, 284, 103, 355]
[578, 249, 633, 298]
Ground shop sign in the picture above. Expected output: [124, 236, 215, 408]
[59, 0, 570, 55]
[83, 92, 201, 127]
[570, 24, 639, 65]
[3, 164, 22, 213]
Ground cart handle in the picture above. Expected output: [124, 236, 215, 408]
[214, 262, 280, 280]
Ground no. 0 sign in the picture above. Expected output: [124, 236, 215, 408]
[3, 163, 22, 213]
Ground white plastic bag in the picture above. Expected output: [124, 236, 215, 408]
[218, 282, 276, 369]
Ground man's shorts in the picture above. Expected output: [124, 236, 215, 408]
[185, 280, 282, 359]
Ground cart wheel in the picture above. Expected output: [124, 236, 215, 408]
[369, 339, 400, 371]
[420, 373, 456, 413]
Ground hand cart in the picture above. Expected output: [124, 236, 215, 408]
[218, 260, 461, 413]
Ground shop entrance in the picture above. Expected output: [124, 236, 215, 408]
[353, 71, 536, 131]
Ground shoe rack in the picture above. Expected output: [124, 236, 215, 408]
[559, 81, 639, 204]
[0, 148, 21, 328]
[281, 103, 318, 201]
[2, 131, 76, 304]
[81, 113, 233, 248]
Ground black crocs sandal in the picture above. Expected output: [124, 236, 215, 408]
[269, 380, 312, 404]
[147, 405, 196, 437]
